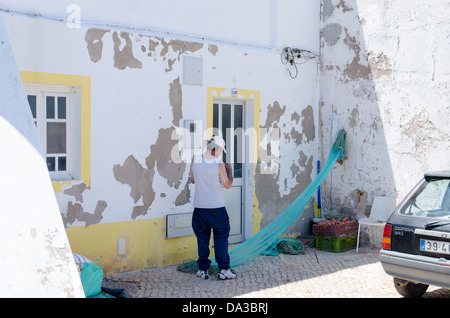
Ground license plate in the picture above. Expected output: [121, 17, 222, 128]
[420, 239, 450, 255]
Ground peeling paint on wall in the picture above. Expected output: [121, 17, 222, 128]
[169, 77, 182, 126]
[60, 182, 107, 227]
[367, 52, 392, 79]
[85, 28, 110, 63]
[259, 101, 286, 172]
[36, 228, 80, 296]
[113, 154, 154, 211]
[112, 31, 142, 70]
[85, 28, 211, 72]
[318, 0, 450, 237]
[403, 111, 450, 163]
[208, 44, 218, 56]
[163, 38, 204, 57]
[301, 105, 315, 142]
[342, 28, 371, 82]
[322, 0, 334, 20]
[335, 0, 352, 13]
[85, 28, 215, 73]
[63, 182, 86, 203]
[149, 127, 186, 189]
[264, 101, 286, 128]
[348, 107, 359, 129]
[256, 153, 313, 228]
[256, 101, 315, 228]
[63, 200, 107, 227]
[290, 126, 303, 146]
[147, 38, 159, 55]
[165, 58, 176, 73]
[287, 105, 315, 146]
[334, 189, 369, 219]
[322, 23, 342, 46]
[175, 180, 191, 206]
[290, 111, 300, 124]
[155, 37, 204, 72]
[113, 126, 186, 219]
[113, 78, 187, 219]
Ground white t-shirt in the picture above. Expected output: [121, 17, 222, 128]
[192, 156, 225, 209]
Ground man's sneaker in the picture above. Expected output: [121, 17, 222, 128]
[196, 270, 209, 279]
[218, 268, 236, 280]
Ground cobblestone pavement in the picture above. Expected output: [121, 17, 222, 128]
[103, 247, 450, 298]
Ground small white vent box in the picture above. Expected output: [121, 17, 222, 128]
[166, 213, 194, 238]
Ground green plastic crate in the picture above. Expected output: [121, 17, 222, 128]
[315, 233, 358, 252]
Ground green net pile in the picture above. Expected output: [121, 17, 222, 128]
[177, 129, 347, 274]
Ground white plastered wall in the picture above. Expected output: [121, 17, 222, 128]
[0, 15, 84, 297]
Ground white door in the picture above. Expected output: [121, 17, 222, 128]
[213, 101, 245, 244]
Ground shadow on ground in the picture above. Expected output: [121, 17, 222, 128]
[102, 246, 450, 298]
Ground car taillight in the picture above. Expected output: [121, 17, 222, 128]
[382, 224, 392, 250]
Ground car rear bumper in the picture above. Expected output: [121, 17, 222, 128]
[379, 249, 450, 288]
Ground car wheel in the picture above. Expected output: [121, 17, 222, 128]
[393, 278, 429, 298]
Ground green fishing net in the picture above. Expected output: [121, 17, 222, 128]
[177, 129, 347, 274]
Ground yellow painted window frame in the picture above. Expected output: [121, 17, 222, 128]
[20, 71, 91, 192]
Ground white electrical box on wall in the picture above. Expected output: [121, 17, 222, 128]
[166, 213, 194, 238]
[183, 56, 203, 86]
[183, 119, 202, 151]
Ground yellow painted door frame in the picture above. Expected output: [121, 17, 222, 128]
[206, 87, 262, 235]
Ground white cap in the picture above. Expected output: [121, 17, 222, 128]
[209, 135, 226, 153]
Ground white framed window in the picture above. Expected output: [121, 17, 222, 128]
[25, 84, 81, 181]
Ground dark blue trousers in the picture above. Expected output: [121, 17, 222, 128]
[192, 207, 231, 271]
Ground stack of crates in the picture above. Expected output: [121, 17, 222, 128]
[313, 219, 359, 252]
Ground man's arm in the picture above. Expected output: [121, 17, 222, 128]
[190, 156, 195, 184]
[219, 163, 233, 189]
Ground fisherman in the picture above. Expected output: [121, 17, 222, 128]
[189, 135, 236, 280]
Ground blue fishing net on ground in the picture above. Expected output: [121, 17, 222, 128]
[177, 129, 347, 274]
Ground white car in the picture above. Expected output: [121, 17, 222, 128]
[380, 171, 450, 297]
